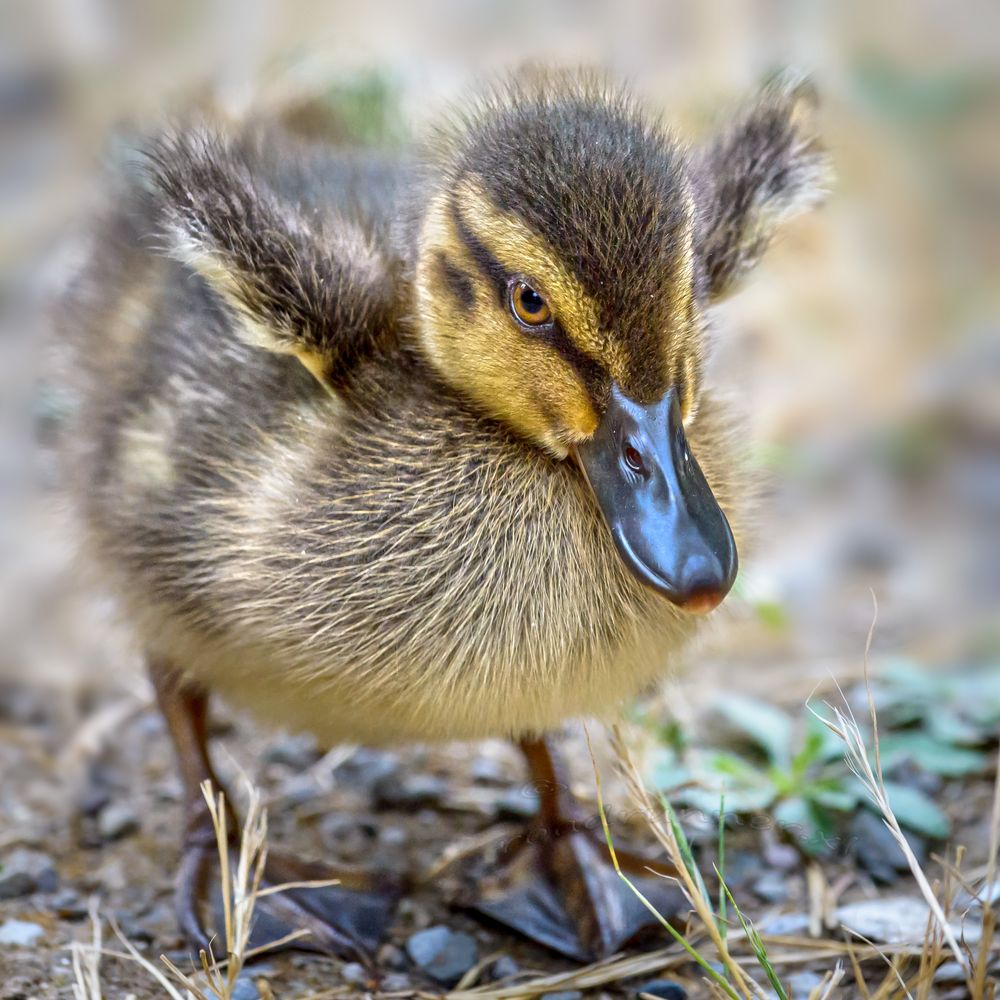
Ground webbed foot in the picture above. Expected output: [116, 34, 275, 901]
[471, 738, 687, 961]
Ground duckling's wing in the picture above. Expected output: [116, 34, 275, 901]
[147, 128, 401, 387]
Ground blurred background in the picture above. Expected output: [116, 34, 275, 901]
[1, 1, 999, 992]
[3, 0, 997, 704]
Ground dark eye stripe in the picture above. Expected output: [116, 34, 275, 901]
[436, 252, 475, 311]
[449, 195, 510, 308]
[448, 193, 610, 406]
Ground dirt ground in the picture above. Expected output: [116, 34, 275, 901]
[3, 1, 999, 997]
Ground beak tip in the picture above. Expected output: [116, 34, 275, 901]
[675, 587, 728, 615]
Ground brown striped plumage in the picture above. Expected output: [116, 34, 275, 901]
[57, 71, 826, 745]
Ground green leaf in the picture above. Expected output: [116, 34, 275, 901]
[703, 750, 765, 781]
[681, 784, 777, 816]
[804, 708, 852, 763]
[715, 696, 794, 766]
[879, 732, 987, 777]
[648, 748, 692, 791]
[718, 877, 789, 1000]
[880, 781, 951, 839]
[926, 711, 986, 747]
[774, 797, 836, 856]
[805, 778, 859, 812]
[660, 794, 711, 910]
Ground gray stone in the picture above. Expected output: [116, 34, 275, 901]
[541, 992, 583, 1000]
[380, 973, 413, 991]
[495, 786, 540, 819]
[377, 942, 408, 970]
[787, 971, 824, 1000]
[836, 897, 979, 946]
[340, 961, 369, 986]
[335, 749, 399, 793]
[227, 975, 260, 1000]
[52, 888, 88, 920]
[759, 912, 810, 936]
[933, 962, 967, 985]
[263, 732, 318, 770]
[751, 870, 789, 904]
[470, 755, 507, 784]
[0, 849, 58, 898]
[851, 809, 924, 884]
[98, 800, 140, 840]
[319, 813, 377, 860]
[375, 772, 447, 810]
[634, 979, 687, 1000]
[0, 919, 45, 946]
[406, 924, 479, 985]
[490, 954, 521, 980]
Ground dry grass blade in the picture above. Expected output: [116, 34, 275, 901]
[808, 962, 845, 1000]
[586, 733, 747, 999]
[986, 743, 1000, 908]
[70, 898, 104, 1000]
[110, 919, 191, 1000]
[606, 726, 767, 999]
[811, 594, 969, 978]
[446, 946, 694, 1000]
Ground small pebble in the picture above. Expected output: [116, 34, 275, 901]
[541, 992, 582, 1000]
[752, 870, 789, 904]
[227, 975, 260, 1000]
[263, 732, 319, 770]
[0, 848, 58, 898]
[375, 772, 447, 810]
[495, 786, 540, 819]
[762, 835, 800, 872]
[340, 961, 369, 986]
[0, 919, 45, 946]
[760, 912, 810, 936]
[276, 773, 322, 806]
[406, 924, 479, 985]
[934, 962, 967, 985]
[319, 814, 377, 860]
[52, 889, 89, 920]
[97, 800, 140, 841]
[77, 786, 112, 818]
[470, 755, 507, 784]
[634, 979, 687, 1000]
[377, 942, 408, 970]
[851, 809, 925, 884]
[490, 954, 521, 980]
[335, 748, 400, 793]
[381, 973, 413, 991]
[786, 971, 824, 1000]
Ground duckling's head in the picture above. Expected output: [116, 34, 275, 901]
[415, 72, 827, 612]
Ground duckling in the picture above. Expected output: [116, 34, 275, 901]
[57, 71, 826, 963]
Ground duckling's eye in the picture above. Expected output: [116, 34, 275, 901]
[509, 280, 552, 328]
[623, 444, 645, 475]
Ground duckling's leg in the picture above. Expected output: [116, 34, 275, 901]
[473, 736, 686, 961]
[150, 658, 402, 965]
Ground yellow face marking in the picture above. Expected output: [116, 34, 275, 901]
[414, 177, 703, 454]
[415, 188, 599, 455]
[455, 178, 633, 383]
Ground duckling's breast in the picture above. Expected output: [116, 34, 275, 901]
[66, 259, 722, 745]
[163, 360, 695, 744]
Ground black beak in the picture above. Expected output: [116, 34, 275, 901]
[574, 384, 738, 613]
